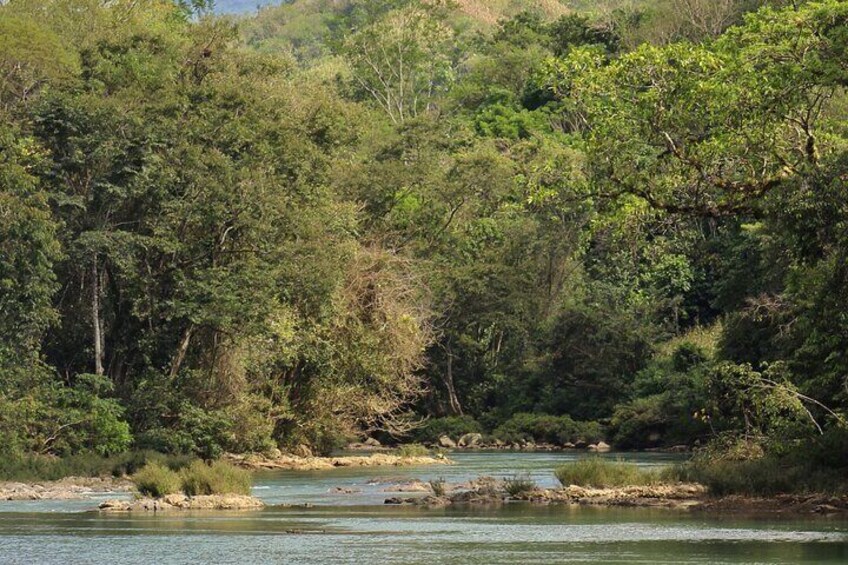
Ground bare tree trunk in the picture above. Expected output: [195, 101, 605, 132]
[169, 324, 194, 380]
[444, 342, 463, 416]
[91, 258, 104, 376]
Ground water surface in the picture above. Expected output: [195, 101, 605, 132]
[2, 451, 846, 564]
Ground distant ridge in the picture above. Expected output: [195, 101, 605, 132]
[214, 0, 575, 22]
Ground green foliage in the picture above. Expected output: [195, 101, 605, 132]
[554, 458, 664, 488]
[678, 453, 848, 496]
[504, 474, 537, 496]
[179, 460, 252, 496]
[133, 462, 183, 497]
[0, 450, 191, 482]
[1, 0, 847, 486]
[396, 444, 430, 457]
[493, 413, 604, 445]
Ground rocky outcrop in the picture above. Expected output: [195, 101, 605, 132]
[0, 477, 132, 501]
[224, 452, 452, 471]
[457, 433, 483, 447]
[438, 435, 457, 448]
[384, 478, 706, 510]
[99, 494, 264, 512]
[382, 480, 431, 493]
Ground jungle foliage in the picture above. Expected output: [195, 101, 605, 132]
[1, 0, 847, 477]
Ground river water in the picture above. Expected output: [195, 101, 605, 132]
[1, 451, 847, 564]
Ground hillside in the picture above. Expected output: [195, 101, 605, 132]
[216, 0, 577, 19]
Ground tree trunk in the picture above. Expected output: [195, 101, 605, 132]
[169, 324, 194, 380]
[91, 258, 104, 376]
[444, 342, 463, 416]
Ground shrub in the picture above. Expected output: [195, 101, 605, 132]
[554, 458, 663, 488]
[493, 413, 605, 445]
[413, 416, 482, 443]
[396, 443, 429, 457]
[676, 441, 848, 496]
[429, 477, 447, 497]
[0, 450, 195, 482]
[179, 460, 252, 496]
[132, 462, 182, 497]
[504, 474, 537, 497]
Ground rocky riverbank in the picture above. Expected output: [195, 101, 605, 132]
[224, 451, 452, 471]
[99, 493, 264, 512]
[0, 476, 132, 501]
[383, 477, 848, 516]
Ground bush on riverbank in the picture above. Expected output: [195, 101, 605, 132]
[133, 462, 182, 497]
[396, 443, 430, 457]
[180, 461, 252, 496]
[494, 413, 605, 445]
[555, 458, 665, 488]
[504, 475, 537, 496]
[132, 460, 252, 497]
[413, 416, 483, 444]
[0, 450, 195, 482]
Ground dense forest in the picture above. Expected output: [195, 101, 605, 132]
[1, 0, 847, 482]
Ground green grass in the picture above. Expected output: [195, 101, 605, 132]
[675, 456, 848, 496]
[554, 458, 666, 488]
[179, 460, 252, 496]
[396, 443, 430, 457]
[0, 450, 195, 482]
[132, 462, 182, 497]
[504, 474, 537, 496]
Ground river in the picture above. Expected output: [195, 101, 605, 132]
[1, 451, 846, 564]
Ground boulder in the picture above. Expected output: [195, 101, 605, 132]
[364, 437, 381, 447]
[458, 433, 483, 448]
[595, 441, 611, 452]
[561, 442, 575, 449]
[573, 440, 588, 449]
[438, 435, 457, 449]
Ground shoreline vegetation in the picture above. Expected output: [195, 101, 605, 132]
[3, 454, 847, 517]
[384, 459, 848, 517]
[1, 0, 847, 519]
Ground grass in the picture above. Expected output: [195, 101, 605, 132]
[132, 462, 182, 497]
[179, 460, 252, 496]
[396, 443, 430, 457]
[132, 460, 252, 497]
[554, 458, 667, 488]
[675, 456, 848, 497]
[0, 450, 195, 482]
[504, 474, 537, 497]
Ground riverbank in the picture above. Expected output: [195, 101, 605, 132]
[224, 452, 453, 471]
[0, 476, 132, 501]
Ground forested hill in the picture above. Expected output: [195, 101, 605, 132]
[214, 0, 267, 14]
[1, 0, 847, 481]
[214, 0, 575, 19]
